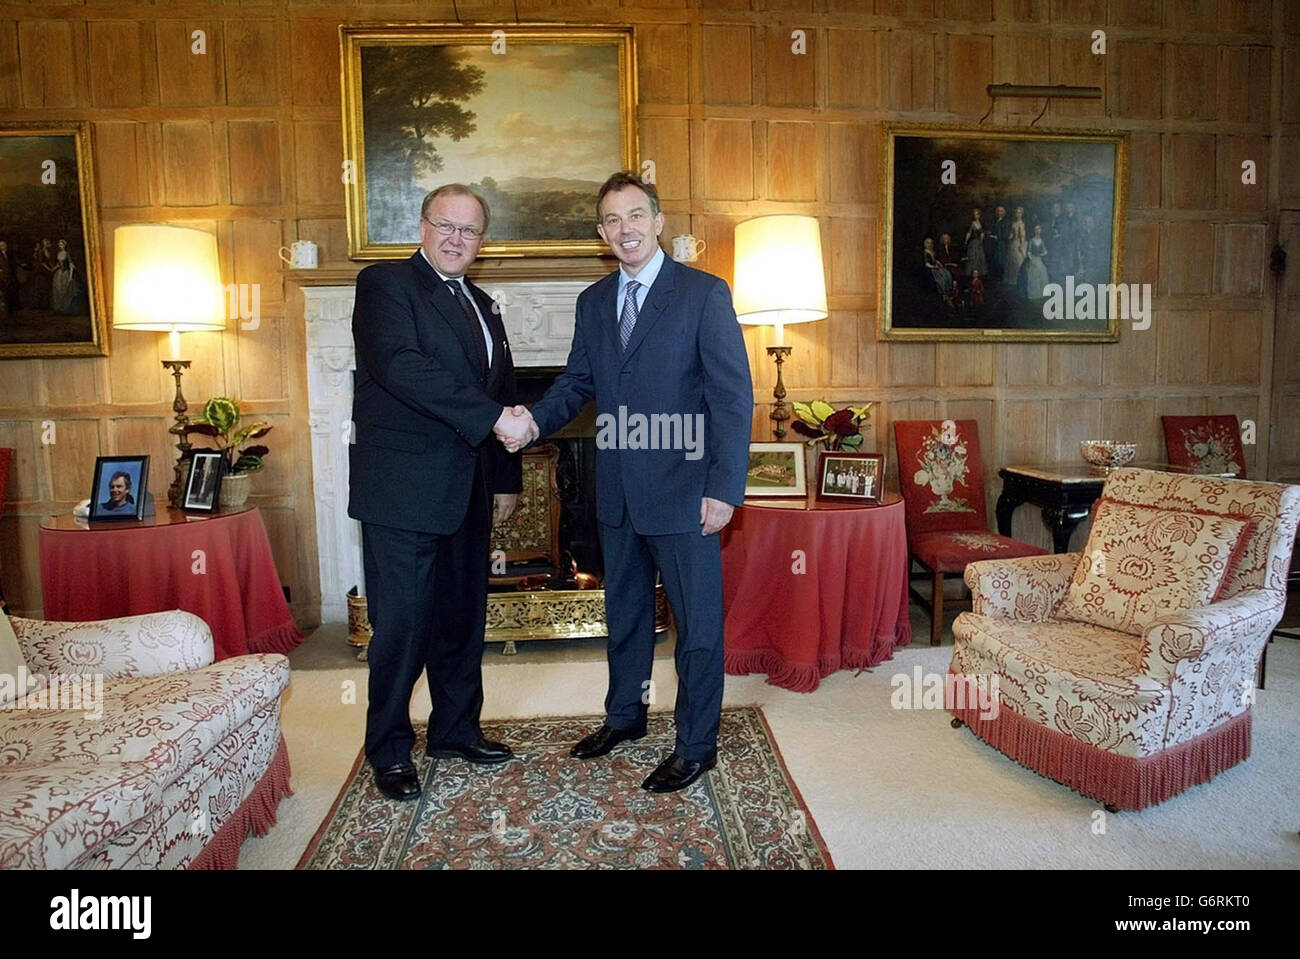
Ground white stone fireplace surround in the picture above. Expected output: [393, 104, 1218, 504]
[302, 276, 590, 623]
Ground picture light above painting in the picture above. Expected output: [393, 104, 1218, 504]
[340, 23, 639, 260]
[879, 124, 1128, 343]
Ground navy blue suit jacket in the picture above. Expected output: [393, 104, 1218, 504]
[348, 252, 521, 535]
[530, 255, 754, 536]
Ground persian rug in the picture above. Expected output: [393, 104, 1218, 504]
[298, 706, 833, 869]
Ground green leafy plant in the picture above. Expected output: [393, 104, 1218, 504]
[791, 401, 872, 451]
[182, 396, 272, 474]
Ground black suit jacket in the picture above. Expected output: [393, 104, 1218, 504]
[348, 251, 521, 535]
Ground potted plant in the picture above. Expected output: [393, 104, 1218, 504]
[791, 401, 872, 451]
[791, 401, 873, 480]
[182, 397, 272, 509]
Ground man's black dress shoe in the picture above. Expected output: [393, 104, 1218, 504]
[641, 752, 716, 793]
[425, 736, 514, 764]
[373, 761, 421, 801]
[571, 723, 648, 759]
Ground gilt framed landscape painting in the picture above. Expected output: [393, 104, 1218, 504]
[341, 24, 638, 259]
[880, 125, 1127, 343]
[0, 123, 108, 358]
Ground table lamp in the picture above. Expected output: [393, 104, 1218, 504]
[112, 224, 226, 508]
[733, 215, 828, 439]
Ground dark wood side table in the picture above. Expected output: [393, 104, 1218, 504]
[995, 466, 1105, 554]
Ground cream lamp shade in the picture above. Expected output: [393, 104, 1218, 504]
[112, 225, 225, 347]
[733, 214, 828, 345]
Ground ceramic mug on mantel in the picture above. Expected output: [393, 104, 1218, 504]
[671, 234, 706, 262]
[279, 240, 318, 270]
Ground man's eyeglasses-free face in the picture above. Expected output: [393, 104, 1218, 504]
[599, 209, 651, 231]
[422, 216, 484, 241]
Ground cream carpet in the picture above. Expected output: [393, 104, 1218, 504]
[237, 612, 1300, 870]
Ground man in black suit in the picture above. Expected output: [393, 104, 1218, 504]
[349, 183, 537, 801]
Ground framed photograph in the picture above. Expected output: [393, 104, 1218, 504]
[0, 122, 108, 358]
[744, 443, 807, 498]
[880, 124, 1127, 342]
[182, 451, 224, 514]
[816, 452, 884, 504]
[89, 456, 149, 522]
[341, 23, 638, 260]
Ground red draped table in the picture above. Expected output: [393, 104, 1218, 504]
[721, 492, 911, 692]
[39, 507, 303, 662]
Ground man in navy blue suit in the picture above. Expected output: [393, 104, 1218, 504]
[505, 172, 754, 793]
[349, 184, 537, 801]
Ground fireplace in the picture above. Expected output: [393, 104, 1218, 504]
[299, 273, 668, 644]
[512, 367, 602, 577]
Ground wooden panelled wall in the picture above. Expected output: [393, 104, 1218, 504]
[0, 0, 1296, 621]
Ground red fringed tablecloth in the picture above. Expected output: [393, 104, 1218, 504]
[721, 495, 911, 692]
[39, 507, 303, 661]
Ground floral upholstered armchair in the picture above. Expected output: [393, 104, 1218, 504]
[948, 468, 1300, 811]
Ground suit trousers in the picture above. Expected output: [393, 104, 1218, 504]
[599, 517, 725, 761]
[362, 460, 490, 768]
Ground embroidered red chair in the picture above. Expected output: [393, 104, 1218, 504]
[1161, 415, 1247, 477]
[950, 468, 1300, 810]
[893, 420, 1046, 645]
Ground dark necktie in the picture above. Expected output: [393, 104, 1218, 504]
[447, 279, 488, 372]
[619, 280, 640, 352]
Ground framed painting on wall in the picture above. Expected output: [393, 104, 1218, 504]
[0, 123, 108, 358]
[880, 125, 1127, 343]
[341, 23, 638, 260]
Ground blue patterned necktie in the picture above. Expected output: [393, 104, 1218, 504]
[619, 280, 640, 351]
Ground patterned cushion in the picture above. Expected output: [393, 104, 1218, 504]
[952, 616, 1170, 756]
[1059, 499, 1250, 636]
[1100, 468, 1300, 597]
[958, 613, 1148, 681]
[910, 531, 1047, 573]
[14, 610, 215, 679]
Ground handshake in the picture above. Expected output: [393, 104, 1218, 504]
[493, 405, 539, 453]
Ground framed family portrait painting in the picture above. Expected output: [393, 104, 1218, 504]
[0, 123, 108, 358]
[341, 23, 638, 259]
[880, 125, 1127, 343]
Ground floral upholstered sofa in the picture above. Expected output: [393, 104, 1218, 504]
[948, 468, 1300, 810]
[0, 609, 291, 868]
